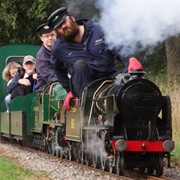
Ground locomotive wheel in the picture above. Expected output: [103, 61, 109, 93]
[71, 142, 82, 163]
[64, 147, 68, 160]
[85, 151, 92, 166]
[80, 149, 85, 164]
[115, 152, 125, 175]
[45, 136, 51, 153]
[69, 143, 77, 161]
[51, 137, 56, 156]
[81, 143, 85, 164]
[81, 153, 84, 164]
[68, 144, 72, 161]
[56, 147, 60, 157]
[59, 147, 68, 159]
[156, 153, 163, 176]
[100, 152, 107, 171]
[85, 152, 89, 165]
[147, 167, 154, 175]
[93, 150, 98, 168]
[100, 155, 114, 173]
[93, 150, 101, 169]
[138, 166, 146, 173]
[60, 147, 63, 159]
[107, 156, 114, 173]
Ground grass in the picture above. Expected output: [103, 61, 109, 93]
[150, 74, 180, 167]
[165, 83, 180, 166]
[0, 150, 51, 180]
[0, 157, 36, 180]
[171, 141, 180, 166]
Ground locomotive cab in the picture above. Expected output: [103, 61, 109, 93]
[82, 77, 115, 127]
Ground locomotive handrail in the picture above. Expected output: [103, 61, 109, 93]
[87, 79, 113, 126]
[95, 83, 115, 114]
[42, 81, 59, 94]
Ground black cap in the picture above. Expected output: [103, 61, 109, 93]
[36, 23, 54, 35]
[47, 7, 69, 29]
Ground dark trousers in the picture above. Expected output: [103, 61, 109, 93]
[11, 76, 34, 100]
[70, 60, 115, 97]
[11, 84, 33, 100]
[70, 60, 92, 97]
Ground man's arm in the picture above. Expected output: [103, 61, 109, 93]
[36, 56, 58, 83]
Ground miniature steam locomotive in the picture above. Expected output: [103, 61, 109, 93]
[0, 44, 174, 177]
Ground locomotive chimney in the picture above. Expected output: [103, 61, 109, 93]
[129, 70, 146, 80]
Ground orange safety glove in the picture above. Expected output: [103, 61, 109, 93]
[128, 58, 143, 72]
[63, 91, 78, 111]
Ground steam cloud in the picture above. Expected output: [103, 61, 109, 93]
[95, 0, 180, 53]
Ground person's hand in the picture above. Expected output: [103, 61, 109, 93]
[63, 91, 78, 111]
[33, 73, 37, 80]
[128, 58, 143, 72]
[18, 79, 31, 86]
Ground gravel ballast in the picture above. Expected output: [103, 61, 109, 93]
[0, 141, 179, 180]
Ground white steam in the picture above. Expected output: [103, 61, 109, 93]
[95, 0, 180, 52]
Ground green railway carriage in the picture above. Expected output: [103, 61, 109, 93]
[0, 44, 67, 147]
[0, 44, 40, 103]
[0, 44, 40, 145]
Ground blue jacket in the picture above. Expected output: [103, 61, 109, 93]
[51, 19, 134, 91]
[35, 45, 58, 92]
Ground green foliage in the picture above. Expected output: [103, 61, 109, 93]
[114, 42, 167, 81]
[62, 0, 99, 20]
[0, 0, 60, 45]
[0, 0, 99, 46]
[139, 43, 167, 77]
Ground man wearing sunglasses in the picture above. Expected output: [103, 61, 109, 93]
[47, 7, 143, 111]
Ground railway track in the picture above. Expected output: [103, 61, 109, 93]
[57, 156, 176, 180]
[126, 170, 175, 180]
[26, 146, 176, 180]
[0, 140, 176, 180]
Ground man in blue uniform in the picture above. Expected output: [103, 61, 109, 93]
[47, 7, 143, 110]
[35, 23, 58, 92]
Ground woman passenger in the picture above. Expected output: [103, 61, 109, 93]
[2, 62, 22, 112]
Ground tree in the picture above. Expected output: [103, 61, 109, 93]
[0, 0, 60, 45]
[0, 0, 99, 46]
[165, 35, 180, 84]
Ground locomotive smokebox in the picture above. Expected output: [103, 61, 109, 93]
[116, 71, 163, 138]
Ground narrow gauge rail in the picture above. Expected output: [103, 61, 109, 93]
[0, 140, 176, 180]
[0, 44, 175, 178]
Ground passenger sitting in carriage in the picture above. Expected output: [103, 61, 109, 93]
[7, 55, 37, 100]
[2, 62, 22, 112]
